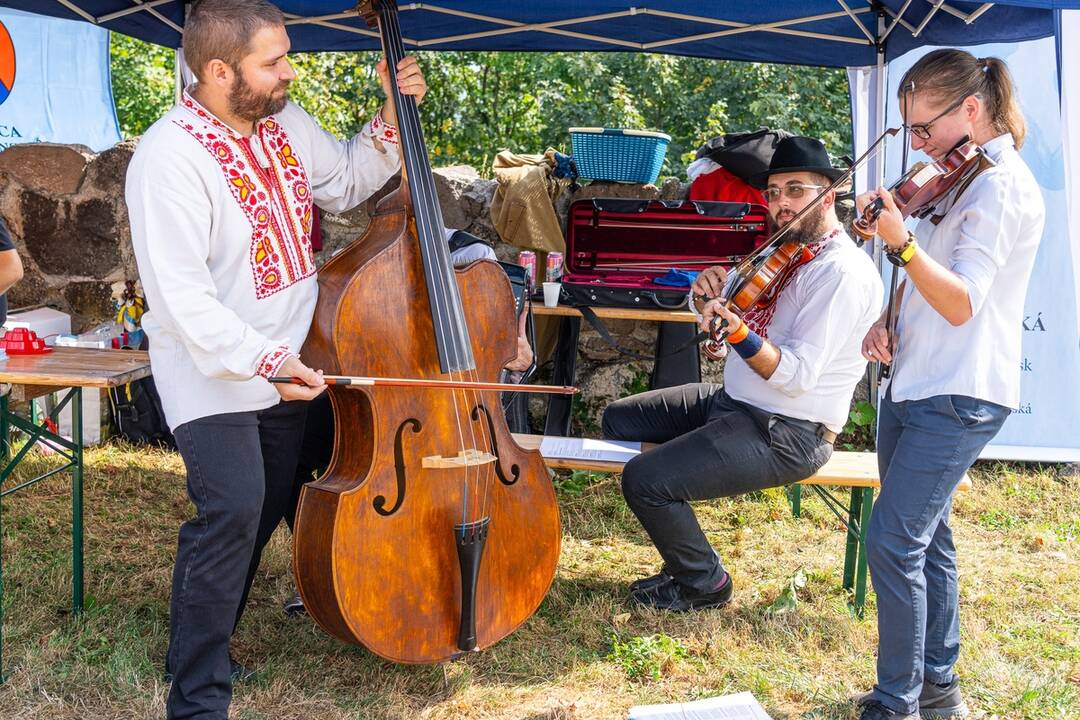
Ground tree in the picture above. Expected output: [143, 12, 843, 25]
[110, 37, 852, 178]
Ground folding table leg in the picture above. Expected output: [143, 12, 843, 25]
[843, 487, 862, 591]
[853, 487, 874, 618]
[72, 388, 84, 616]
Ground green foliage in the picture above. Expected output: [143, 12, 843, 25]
[609, 632, 688, 681]
[553, 469, 608, 496]
[620, 365, 651, 398]
[765, 568, 807, 615]
[110, 45, 852, 175]
[109, 33, 175, 138]
[838, 399, 876, 451]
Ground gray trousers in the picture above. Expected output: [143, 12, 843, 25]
[602, 384, 833, 592]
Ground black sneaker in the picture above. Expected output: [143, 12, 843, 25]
[630, 573, 732, 612]
[283, 592, 306, 616]
[858, 700, 918, 720]
[628, 568, 673, 594]
[919, 678, 970, 719]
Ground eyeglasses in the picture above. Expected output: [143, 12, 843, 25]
[764, 184, 825, 202]
[905, 96, 965, 140]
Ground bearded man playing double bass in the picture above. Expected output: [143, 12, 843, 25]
[125, 1, 427, 717]
[603, 136, 883, 612]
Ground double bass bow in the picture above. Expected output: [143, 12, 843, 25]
[291, 0, 561, 664]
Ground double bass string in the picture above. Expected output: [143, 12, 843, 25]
[386, 6, 497, 523]
[382, 5, 492, 528]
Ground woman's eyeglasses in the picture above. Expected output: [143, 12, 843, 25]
[906, 97, 965, 140]
[764, 184, 825, 202]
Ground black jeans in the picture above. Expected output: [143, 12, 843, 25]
[166, 400, 308, 720]
[602, 384, 833, 593]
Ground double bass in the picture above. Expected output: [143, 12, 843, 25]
[291, 0, 561, 664]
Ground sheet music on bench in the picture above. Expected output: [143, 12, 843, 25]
[628, 691, 773, 720]
[538, 436, 642, 464]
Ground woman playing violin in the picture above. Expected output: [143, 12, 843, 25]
[855, 50, 1045, 720]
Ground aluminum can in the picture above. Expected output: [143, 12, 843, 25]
[518, 250, 536, 289]
[545, 251, 564, 282]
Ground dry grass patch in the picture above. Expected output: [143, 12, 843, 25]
[0, 443, 1076, 718]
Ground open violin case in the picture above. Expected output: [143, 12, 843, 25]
[560, 198, 769, 309]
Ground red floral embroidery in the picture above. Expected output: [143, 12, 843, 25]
[370, 110, 399, 146]
[175, 91, 315, 299]
[257, 346, 293, 379]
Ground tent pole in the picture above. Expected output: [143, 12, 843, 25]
[868, 5, 888, 418]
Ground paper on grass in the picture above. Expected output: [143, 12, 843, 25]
[627, 691, 773, 720]
[539, 436, 642, 464]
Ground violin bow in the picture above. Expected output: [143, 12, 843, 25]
[878, 87, 916, 380]
[269, 375, 577, 394]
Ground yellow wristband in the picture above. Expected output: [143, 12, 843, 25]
[726, 320, 750, 344]
[898, 237, 918, 264]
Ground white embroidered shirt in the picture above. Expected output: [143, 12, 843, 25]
[126, 88, 400, 429]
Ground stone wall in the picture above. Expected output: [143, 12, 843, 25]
[0, 140, 701, 431]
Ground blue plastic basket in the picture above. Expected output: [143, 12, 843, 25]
[569, 127, 671, 184]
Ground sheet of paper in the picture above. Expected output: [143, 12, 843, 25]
[628, 691, 773, 720]
[539, 436, 642, 464]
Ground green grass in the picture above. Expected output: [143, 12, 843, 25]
[1, 444, 1077, 719]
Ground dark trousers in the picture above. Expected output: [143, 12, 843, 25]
[602, 384, 833, 592]
[285, 392, 334, 531]
[166, 400, 308, 720]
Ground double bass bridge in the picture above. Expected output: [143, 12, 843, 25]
[421, 448, 497, 469]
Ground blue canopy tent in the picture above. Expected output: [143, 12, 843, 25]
[3, 0, 1079, 461]
[0, 2, 1074, 65]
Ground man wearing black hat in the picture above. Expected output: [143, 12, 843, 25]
[602, 136, 883, 611]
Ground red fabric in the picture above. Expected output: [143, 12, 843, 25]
[310, 205, 322, 251]
[690, 166, 767, 205]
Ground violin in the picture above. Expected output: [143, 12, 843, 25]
[852, 137, 986, 241]
[698, 129, 903, 360]
[853, 136, 991, 378]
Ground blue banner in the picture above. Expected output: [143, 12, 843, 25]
[0, 7, 120, 152]
[883, 38, 1080, 462]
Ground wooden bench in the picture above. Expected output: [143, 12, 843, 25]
[513, 433, 970, 616]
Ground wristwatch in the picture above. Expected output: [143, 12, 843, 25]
[886, 231, 918, 267]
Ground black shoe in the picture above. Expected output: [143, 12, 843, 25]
[628, 567, 673, 594]
[858, 700, 918, 720]
[630, 573, 732, 612]
[919, 678, 970, 719]
[163, 657, 257, 685]
[283, 592, 306, 616]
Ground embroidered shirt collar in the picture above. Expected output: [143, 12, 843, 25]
[181, 84, 274, 140]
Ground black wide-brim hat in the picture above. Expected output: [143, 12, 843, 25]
[749, 136, 846, 188]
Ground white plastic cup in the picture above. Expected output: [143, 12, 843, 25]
[542, 282, 561, 308]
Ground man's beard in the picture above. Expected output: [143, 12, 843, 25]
[771, 202, 828, 245]
[228, 70, 289, 123]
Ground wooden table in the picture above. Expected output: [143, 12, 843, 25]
[531, 302, 701, 436]
[0, 347, 151, 680]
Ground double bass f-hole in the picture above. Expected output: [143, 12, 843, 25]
[374, 417, 422, 517]
[471, 404, 521, 486]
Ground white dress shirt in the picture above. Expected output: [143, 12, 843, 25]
[126, 89, 400, 430]
[724, 230, 884, 432]
[884, 133, 1045, 409]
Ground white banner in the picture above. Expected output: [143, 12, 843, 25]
[866, 36, 1080, 462]
[0, 7, 120, 152]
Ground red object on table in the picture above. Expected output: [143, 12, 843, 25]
[0, 328, 53, 354]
